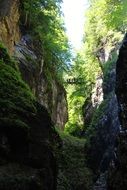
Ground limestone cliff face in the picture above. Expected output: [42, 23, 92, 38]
[0, 0, 68, 129]
[14, 35, 68, 129]
[0, 0, 20, 54]
[0, 1, 67, 190]
[0, 38, 60, 190]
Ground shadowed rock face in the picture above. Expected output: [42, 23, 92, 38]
[85, 94, 120, 173]
[0, 1, 62, 189]
[0, 0, 13, 17]
[0, 103, 58, 190]
[14, 35, 68, 130]
[0, 0, 67, 129]
[116, 33, 127, 129]
[0, 44, 60, 190]
[85, 52, 120, 175]
[108, 34, 127, 190]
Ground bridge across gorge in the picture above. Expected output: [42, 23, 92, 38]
[66, 77, 85, 84]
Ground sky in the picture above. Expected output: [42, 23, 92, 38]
[62, 0, 89, 50]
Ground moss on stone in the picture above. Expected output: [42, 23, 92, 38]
[0, 43, 36, 131]
[57, 130, 93, 190]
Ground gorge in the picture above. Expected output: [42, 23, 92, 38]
[0, 0, 127, 190]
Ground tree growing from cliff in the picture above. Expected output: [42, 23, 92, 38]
[21, 0, 72, 80]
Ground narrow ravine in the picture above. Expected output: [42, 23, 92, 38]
[0, 1, 127, 190]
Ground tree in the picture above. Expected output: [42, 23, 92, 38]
[65, 0, 127, 135]
[21, 0, 72, 81]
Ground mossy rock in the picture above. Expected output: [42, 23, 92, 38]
[0, 44, 37, 155]
[0, 60, 36, 126]
[0, 43, 59, 190]
[57, 130, 93, 190]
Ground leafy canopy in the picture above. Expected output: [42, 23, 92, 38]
[21, 0, 72, 80]
[65, 0, 127, 135]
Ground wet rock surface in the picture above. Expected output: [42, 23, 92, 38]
[108, 33, 127, 190]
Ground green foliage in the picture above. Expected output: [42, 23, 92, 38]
[64, 50, 97, 134]
[57, 130, 93, 190]
[21, 0, 72, 82]
[65, 0, 126, 135]
[65, 81, 85, 135]
[82, 0, 124, 73]
[0, 43, 18, 69]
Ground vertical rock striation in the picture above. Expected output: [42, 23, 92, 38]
[14, 35, 68, 129]
[84, 50, 120, 176]
[0, 0, 68, 130]
[108, 33, 127, 190]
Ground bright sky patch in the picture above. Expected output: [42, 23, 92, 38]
[62, 0, 88, 50]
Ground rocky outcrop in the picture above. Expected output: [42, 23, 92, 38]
[0, 0, 67, 129]
[0, 0, 20, 54]
[14, 35, 68, 129]
[0, 44, 60, 190]
[92, 75, 103, 108]
[0, 1, 67, 189]
[85, 52, 120, 175]
[85, 93, 120, 173]
[83, 75, 103, 128]
[82, 97, 94, 128]
[0, 102, 59, 190]
[108, 33, 127, 190]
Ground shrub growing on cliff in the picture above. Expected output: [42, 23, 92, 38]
[20, 0, 72, 82]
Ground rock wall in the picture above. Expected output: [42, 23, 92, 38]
[0, 0, 68, 129]
[82, 75, 103, 129]
[108, 33, 127, 190]
[14, 35, 68, 129]
[0, 1, 67, 189]
[0, 42, 60, 190]
[84, 53, 120, 175]
[92, 75, 104, 108]
[85, 94, 120, 173]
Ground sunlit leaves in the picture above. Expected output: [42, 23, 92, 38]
[22, 0, 72, 80]
[65, 0, 126, 134]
